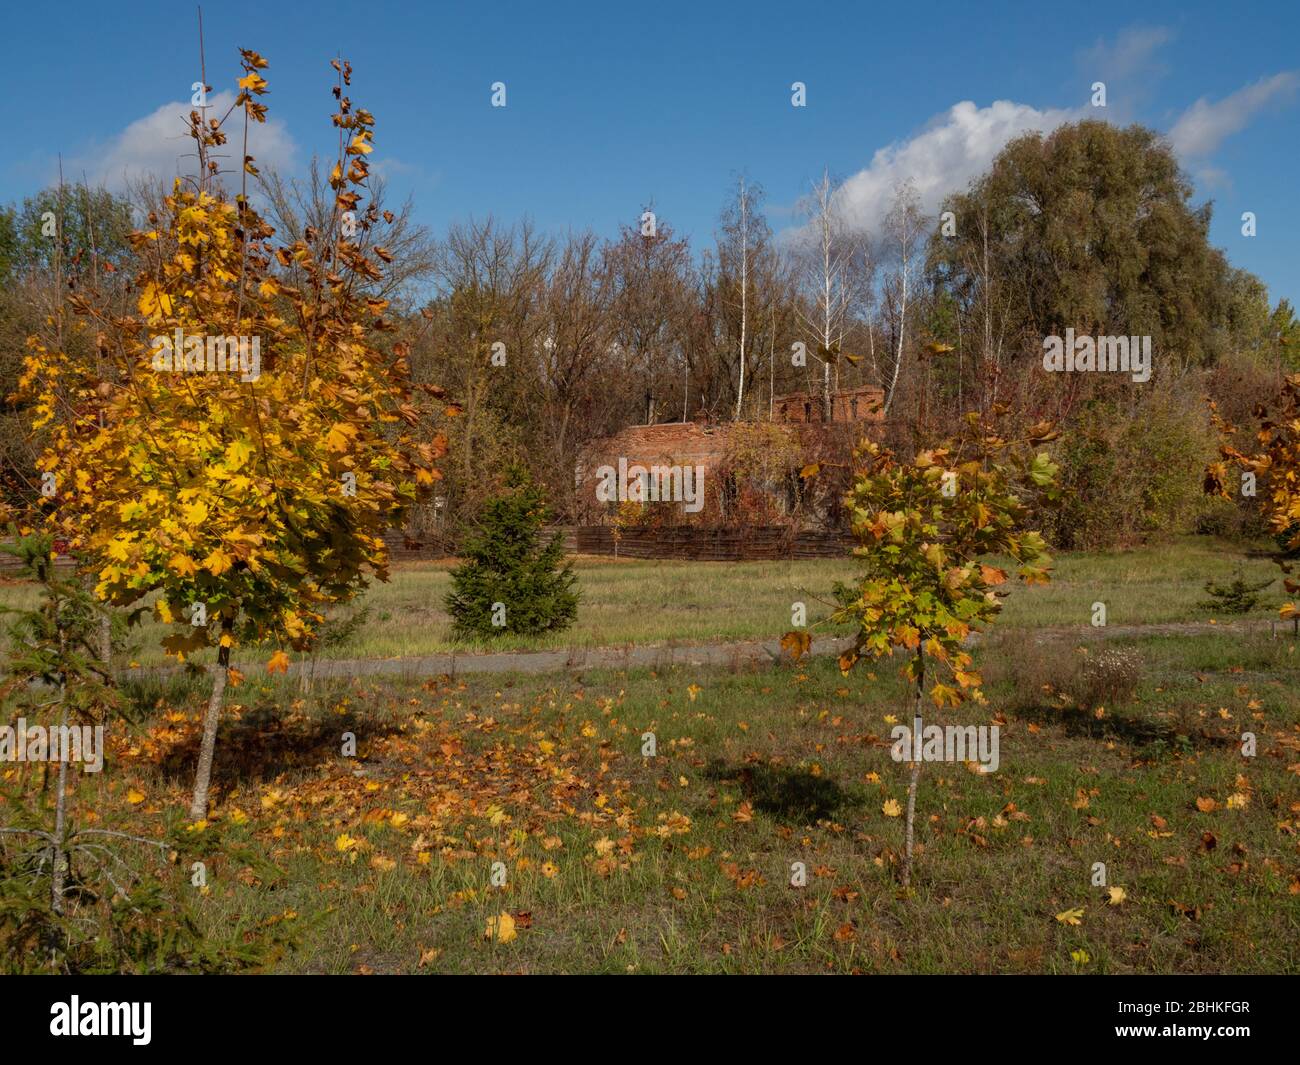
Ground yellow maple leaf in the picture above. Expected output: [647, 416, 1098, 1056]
[1054, 907, 1085, 925]
[882, 798, 902, 817]
[126, 787, 146, 805]
[326, 423, 356, 452]
[266, 650, 291, 674]
[224, 439, 253, 471]
[485, 912, 517, 944]
[168, 552, 198, 577]
[137, 282, 174, 320]
[203, 547, 233, 575]
[1106, 886, 1127, 906]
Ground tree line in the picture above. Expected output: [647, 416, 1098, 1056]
[3, 119, 1296, 548]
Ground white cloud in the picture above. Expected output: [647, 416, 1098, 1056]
[1168, 72, 1300, 157]
[77, 91, 297, 191]
[1078, 25, 1173, 87]
[795, 99, 1080, 242]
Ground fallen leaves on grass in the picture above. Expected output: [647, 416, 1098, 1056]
[485, 912, 517, 943]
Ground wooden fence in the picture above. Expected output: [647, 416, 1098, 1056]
[0, 525, 849, 575]
[573, 525, 853, 561]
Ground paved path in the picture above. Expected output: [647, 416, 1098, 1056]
[122, 617, 1289, 683]
[279, 634, 860, 680]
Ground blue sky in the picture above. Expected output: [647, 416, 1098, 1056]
[4, 0, 1297, 303]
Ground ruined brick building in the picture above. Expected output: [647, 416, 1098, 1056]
[574, 385, 885, 527]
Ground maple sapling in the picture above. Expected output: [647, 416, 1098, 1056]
[17, 49, 447, 821]
[806, 409, 1059, 887]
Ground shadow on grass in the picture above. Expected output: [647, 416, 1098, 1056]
[703, 759, 857, 824]
[117, 673, 403, 792]
[1004, 700, 1238, 756]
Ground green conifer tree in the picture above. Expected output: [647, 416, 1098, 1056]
[446, 470, 578, 638]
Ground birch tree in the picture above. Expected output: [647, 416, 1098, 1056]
[796, 170, 857, 414]
[882, 181, 922, 415]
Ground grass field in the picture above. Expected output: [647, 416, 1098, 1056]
[3, 535, 1299, 973]
[0, 536, 1287, 669]
[64, 626, 1300, 974]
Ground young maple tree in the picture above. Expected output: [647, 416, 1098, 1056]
[1205, 372, 1300, 621]
[816, 411, 1059, 887]
[17, 51, 446, 819]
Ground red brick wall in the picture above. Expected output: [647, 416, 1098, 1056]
[773, 385, 885, 425]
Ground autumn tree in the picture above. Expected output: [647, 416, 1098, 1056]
[928, 120, 1236, 385]
[419, 216, 551, 529]
[822, 411, 1058, 887]
[17, 51, 445, 820]
[605, 210, 694, 424]
[793, 169, 863, 414]
[1206, 373, 1300, 615]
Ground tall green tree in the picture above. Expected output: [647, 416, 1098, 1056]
[929, 120, 1237, 387]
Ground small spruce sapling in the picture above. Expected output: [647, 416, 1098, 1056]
[446, 468, 578, 639]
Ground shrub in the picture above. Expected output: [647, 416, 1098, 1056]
[988, 637, 1082, 710]
[1076, 648, 1142, 709]
[988, 638, 1140, 711]
[1198, 571, 1274, 614]
[1044, 393, 1212, 550]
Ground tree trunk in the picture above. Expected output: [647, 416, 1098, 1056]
[884, 258, 907, 416]
[99, 613, 112, 668]
[51, 699, 68, 917]
[736, 182, 748, 421]
[901, 645, 924, 888]
[189, 642, 231, 820]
